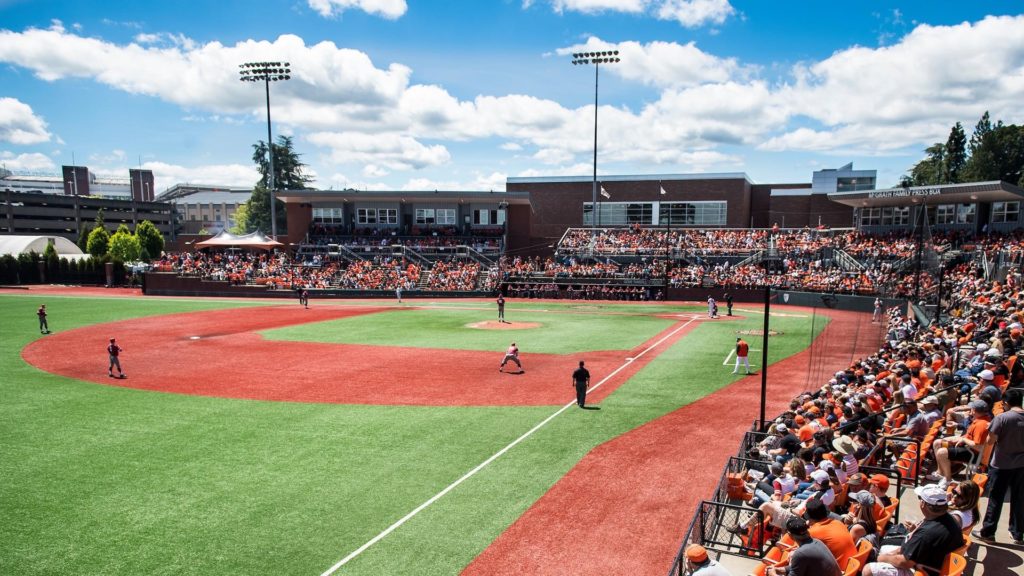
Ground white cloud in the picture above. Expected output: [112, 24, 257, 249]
[399, 171, 509, 192]
[140, 161, 259, 193]
[770, 14, 1024, 151]
[541, 1, 735, 28]
[0, 98, 51, 145]
[362, 164, 389, 177]
[656, 0, 735, 28]
[307, 0, 408, 19]
[500, 142, 523, 151]
[561, 37, 755, 89]
[550, 0, 646, 14]
[0, 151, 56, 172]
[307, 131, 451, 171]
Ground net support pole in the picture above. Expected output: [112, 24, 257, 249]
[759, 285, 771, 430]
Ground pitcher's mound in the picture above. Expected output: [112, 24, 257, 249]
[468, 321, 542, 330]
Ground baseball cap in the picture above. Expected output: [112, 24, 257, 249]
[869, 474, 890, 492]
[969, 399, 989, 411]
[978, 369, 995, 381]
[852, 490, 875, 507]
[786, 516, 810, 536]
[915, 484, 949, 506]
[986, 348, 1003, 358]
[109, 338, 115, 342]
[921, 396, 939, 406]
[684, 544, 708, 563]
[847, 473, 867, 486]
[810, 470, 830, 484]
[775, 423, 788, 433]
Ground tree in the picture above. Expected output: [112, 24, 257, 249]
[86, 226, 110, 257]
[43, 242, 59, 282]
[241, 135, 313, 234]
[943, 122, 967, 183]
[910, 143, 946, 185]
[969, 111, 992, 156]
[230, 203, 250, 235]
[108, 226, 142, 262]
[134, 220, 164, 260]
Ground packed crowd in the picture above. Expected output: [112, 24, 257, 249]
[335, 257, 421, 291]
[683, 264, 1024, 575]
[154, 251, 338, 289]
[425, 259, 482, 291]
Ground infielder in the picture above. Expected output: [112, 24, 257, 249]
[107, 337, 125, 378]
[499, 342, 522, 372]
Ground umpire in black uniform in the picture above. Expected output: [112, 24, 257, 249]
[572, 360, 591, 408]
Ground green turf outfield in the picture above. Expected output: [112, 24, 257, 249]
[0, 295, 824, 575]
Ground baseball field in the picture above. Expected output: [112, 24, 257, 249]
[0, 289, 881, 575]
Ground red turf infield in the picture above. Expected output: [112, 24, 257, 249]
[462, 308, 885, 576]
[21, 304, 700, 406]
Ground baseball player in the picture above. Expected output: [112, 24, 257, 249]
[733, 337, 751, 374]
[107, 338, 125, 378]
[37, 304, 49, 333]
[499, 342, 523, 373]
[497, 294, 506, 322]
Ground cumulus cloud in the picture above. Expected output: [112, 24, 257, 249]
[540, 0, 735, 28]
[770, 14, 1024, 151]
[133, 161, 260, 193]
[0, 151, 57, 172]
[0, 98, 52, 145]
[307, 131, 451, 171]
[560, 37, 755, 89]
[656, 0, 735, 28]
[307, 0, 408, 19]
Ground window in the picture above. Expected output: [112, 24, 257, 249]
[860, 207, 881, 226]
[473, 208, 504, 225]
[415, 208, 435, 224]
[992, 201, 1020, 224]
[314, 207, 345, 223]
[436, 208, 456, 225]
[956, 204, 975, 224]
[935, 204, 956, 225]
[357, 208, 377, 224]
[378, 208, 397, 225]
[893, 206, 910, 226]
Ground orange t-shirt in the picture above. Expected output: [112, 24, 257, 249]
[737, 340, 749, 357]
[809, 518, 858, 567]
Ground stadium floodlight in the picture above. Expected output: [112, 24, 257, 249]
[570, 50, 620, 235]
[239, 61, 292, 240]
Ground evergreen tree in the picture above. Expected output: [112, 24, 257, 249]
[910, 143, 946, 185]
[943, 122, 967, 183]
[241, 136, 312, 234]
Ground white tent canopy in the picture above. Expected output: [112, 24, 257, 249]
[193, 230, 283, 250]
[0, 235, 88, 260]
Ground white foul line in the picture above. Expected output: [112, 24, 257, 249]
[319, 316, 698, 575]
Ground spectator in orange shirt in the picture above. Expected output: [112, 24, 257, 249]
[806, 498, 858, 568]
[930, 400, 992, 486]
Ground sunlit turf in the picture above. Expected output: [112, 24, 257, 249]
[0, 293, 822, 575]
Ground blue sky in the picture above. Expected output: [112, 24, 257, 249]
[1, 0, 1022, 194]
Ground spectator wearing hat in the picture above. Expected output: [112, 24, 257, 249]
[975, 387, 1024, 544]
[831, 435, 860, 477]
[918, 396, 943, 427]
[730, 469, 834, 536]
[845, 489, 881, 546]
[768, 516, 841, 576]
[973, 369, 1003, 405]
[683, 543, 732, 575]
[868, 474, 893, 509]
[768, 424, 801, 464]
[863, 484, 963, 576]
[928, 400, 991, 486]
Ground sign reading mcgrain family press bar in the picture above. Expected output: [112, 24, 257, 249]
[867, 187, 942, 199]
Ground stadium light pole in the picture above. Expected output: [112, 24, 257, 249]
[759, 285, 771, 430]
[571, 50, 620, 237]
[239, 61, 291, 240]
